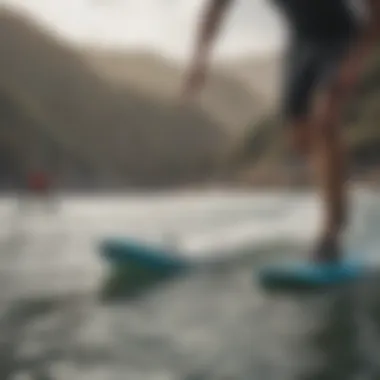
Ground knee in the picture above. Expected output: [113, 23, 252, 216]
[312, 90, 343, 140]
[329, 76, 350, 99]
[288, 120, 311, 155]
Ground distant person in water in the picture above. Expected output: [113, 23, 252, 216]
[19, 170, 57, 212]
[27, 171, 51, 195]
[183, 0, 380, 263]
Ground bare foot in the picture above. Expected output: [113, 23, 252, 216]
[312, 235, 342, 264]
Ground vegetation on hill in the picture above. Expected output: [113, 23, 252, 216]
[237, 47, 380, 178]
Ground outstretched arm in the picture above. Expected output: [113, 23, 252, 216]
[354, 0, 380, 57]
[367, 0, 380, 32]
[338, 0, 380, 89]
[182, 0, 233, 99]
[193, 0, 233, 64]
[359, 0, 380, 48]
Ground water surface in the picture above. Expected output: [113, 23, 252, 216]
[1, 189, 380, 380]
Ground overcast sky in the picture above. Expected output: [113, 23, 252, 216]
[2, 0, 285, 59]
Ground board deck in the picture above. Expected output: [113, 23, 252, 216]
[100, 238, 192, 273]
[258, 259, 368, 289]
[100, 238, 374, 290]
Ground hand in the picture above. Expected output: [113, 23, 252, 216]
[338, 40, 371, 92]
[339, 54, 363, 91]
[181, 58, 207, 103]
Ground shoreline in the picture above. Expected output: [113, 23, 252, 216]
[0, 165, 379, 196]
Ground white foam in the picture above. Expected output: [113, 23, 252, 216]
[0, 188, 378, 264]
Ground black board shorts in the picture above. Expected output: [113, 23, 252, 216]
[281, 35, 358, 119]
[270, 0, 364, 119]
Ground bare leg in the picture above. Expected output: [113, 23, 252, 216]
[288, 93, 348, 262]
[309, 89, 348, 261]
[312, 87, 348, 238]
[288, 117, 312, 156]
[284, 38, 361, 262]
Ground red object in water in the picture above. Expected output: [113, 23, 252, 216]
[27, 172, 51, 192]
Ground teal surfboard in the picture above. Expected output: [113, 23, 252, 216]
[258, 259, 368, 289]
[100, 238, 192, 274]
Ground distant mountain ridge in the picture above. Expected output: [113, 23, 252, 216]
[0, 9, 237, 188]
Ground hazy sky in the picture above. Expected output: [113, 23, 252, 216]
[2, 0, 285, 59]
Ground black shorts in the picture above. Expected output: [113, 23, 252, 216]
[281, 35, 357, 119]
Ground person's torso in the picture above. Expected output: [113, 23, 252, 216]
[271, 0, 364, 40]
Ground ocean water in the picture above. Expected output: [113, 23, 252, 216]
[1, 188, 380, 380]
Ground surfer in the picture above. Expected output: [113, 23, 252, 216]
[182, 0, 380, 263]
